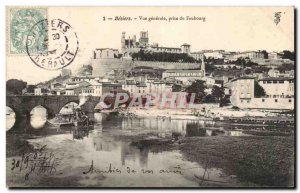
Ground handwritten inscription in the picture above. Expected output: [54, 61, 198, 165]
[83, 160, 184, 175]
[10, 145, 58, 180]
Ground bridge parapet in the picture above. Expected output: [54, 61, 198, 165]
[6, 95, 102, 131]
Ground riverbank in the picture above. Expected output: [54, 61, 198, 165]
[124, 132, 294, 187]
[178, 136, 294, 187]
[121, 106, 290, 120]
[121, 107, 199, 120]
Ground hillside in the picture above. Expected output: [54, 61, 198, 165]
[36, 74, 71, 88]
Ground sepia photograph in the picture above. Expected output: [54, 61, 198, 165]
[5, 6, 295, 188]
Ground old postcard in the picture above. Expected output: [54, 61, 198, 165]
[6, 6, 295, 188]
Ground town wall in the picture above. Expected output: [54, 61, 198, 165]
[91, 58, 201, 77]
[232, 97, 294, 110]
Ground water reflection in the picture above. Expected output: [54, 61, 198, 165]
[117, 117, 248, 137]
[92, 129, 118, 152]
[121, 141, 149, 167]
[6, 111, 293, 187]
[20, 127, 233, 187]
[73, 127, 89, 140]
[7, 107, 250, 136]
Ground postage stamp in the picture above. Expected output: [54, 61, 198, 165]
[9, 8, 47, 55]
[26, 19, 79, 70]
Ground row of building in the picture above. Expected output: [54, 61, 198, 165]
[92, 31, 293, 65]
[32, 31, 294, 110]
[34, 75, 174, 98]
[34, 72, 294, 110]
[33, 65, 295, 110]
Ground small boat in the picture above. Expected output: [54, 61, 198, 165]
[47, 110, 89, 128]
[47, 113, 76, 127]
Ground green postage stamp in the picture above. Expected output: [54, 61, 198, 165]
[8, 7, 48, 55]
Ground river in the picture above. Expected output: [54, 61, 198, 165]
[6, 106, 294, 187]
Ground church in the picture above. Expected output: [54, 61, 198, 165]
[121, 31, 192, 58]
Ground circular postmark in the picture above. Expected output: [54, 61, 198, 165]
[26, 19, 79, 70]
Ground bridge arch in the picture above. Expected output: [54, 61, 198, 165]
[28, 103, 54, 119]
[6, 95, 81, 131]
[29, 105, 48, 129]
[59, 101, 79, 114]
[6, 106, 16, 131]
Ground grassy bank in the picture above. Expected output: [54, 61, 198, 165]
[178, 136, 294, 187]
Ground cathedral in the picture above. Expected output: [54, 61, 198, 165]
[121, 31, 191, 58]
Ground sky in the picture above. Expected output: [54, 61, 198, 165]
[6, 6, 294, 84]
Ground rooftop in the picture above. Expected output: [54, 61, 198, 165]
[164, 69, 201, 73]
[151, 46, 181, 50]
[136, 82, 147, 87]
[95, 48, 118, 51]
[102, 83, 122, 87]
[70, 76, 97, 79]
[181, 43, 191, 46]
[259, 77, 294, 81]
[230, 77, 255, 82]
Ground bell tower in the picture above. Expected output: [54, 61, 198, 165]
[139, 31, 149, 47]
[201, 55, 205, 77]
[121, 32, 126, 49]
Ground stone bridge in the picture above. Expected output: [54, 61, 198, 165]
[6, 95, 101, 131]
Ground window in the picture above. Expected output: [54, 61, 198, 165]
[273, 80, 278, 84]
[263, 81, 266, 84]
[267, 81, 272, 84]
[262, 99, 265, 102]
[279, 80, 284, 84]
[289, 99, 292, 103]
[275, 99, 278, 102]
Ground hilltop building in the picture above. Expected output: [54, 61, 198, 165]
[121, 31, 191, 58]
[93, 48, 119, 59]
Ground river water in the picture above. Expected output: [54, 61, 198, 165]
[6, 106, 292, 187]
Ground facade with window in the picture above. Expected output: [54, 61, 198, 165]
[162, 69, 204, 85]
[258, 77, 294, 98]
[122, 78, 172, 97]
[93, 48, 119, 59]
[34, 88, 42, 95]
[80, 81, 104, 96]
[230, 77, 294, 110]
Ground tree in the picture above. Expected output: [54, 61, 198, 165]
[261, 50, 268, 59]
[277, 63, 294, 73]
[254, 81, 266, 97]
[205, 63, 215, 74]
[204, 94, 214, 103]
[244, 68, 252, 75]
[282, 50, 295, 61]
[211, 85, 225, 106]
[6, 79, 27, 95]
[27, 85, 37, 93]
[185, 80, 207, 103]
